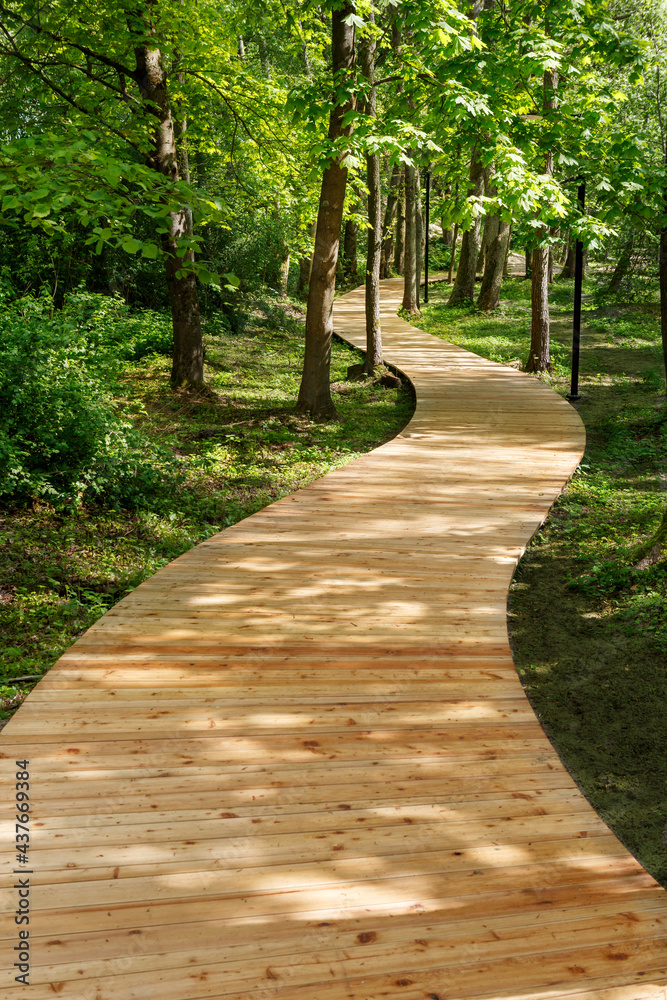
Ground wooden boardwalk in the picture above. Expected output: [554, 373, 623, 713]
[2, 277, 667, 999]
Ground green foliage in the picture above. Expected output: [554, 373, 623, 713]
[205, 211, 296, 291]
[66, 290, 174, 360]
[0, 290, 177, 506]
[425, 237, 453, 272]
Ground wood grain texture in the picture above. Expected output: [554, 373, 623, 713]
[1, 277, 666, 1000]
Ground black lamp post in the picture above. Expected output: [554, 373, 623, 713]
[424, 170, 430, 303]
[568, 179, 586, 402]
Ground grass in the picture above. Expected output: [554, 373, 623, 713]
[0, 295, 413, 723]
[413, 271, 667, 885]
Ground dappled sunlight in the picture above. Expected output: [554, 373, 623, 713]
[1, 277, 666, 1000]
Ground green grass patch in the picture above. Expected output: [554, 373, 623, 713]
[413, 271, 667, 885]
[0, 293, 413, 722]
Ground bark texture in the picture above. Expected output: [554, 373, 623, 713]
[415, 166, 423, 310]
[526, 66, 557, 373]
[297, 4, 355, 419]
[526, 246, 550, 371]
[448, 225, 459, 284]
[558, 240, 575, 279]
[134, 37, 204, 389]
[296, 255, 312, 296]
[380, 162, 400, 278]
[360, 13, 382, 372]
[448, 151, 484, 305]
[477, 215, 510, 311]
[503, 224, 513, 276]
[402, 161, 418, 313]
[394, 169, 406, 274]
[277, 249, 290, 296]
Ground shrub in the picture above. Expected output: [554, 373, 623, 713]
[0, 291, 177, 507]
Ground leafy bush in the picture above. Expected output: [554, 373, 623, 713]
[0, 290, 177, 506]
[426, 237, 452, 271]
[206, 210, 293, 290]
[61, 289, 173, 361]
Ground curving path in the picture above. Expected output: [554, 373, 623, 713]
[2, 278, 667, 999]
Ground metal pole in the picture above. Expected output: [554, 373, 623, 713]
[568, 180, 585, 401]
[424, 170, 430, 303]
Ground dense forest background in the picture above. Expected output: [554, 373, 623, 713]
[2, 0, 667, 878]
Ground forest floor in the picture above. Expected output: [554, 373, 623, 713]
[413, 270, 667, 886]
[0, 295, 413, 725]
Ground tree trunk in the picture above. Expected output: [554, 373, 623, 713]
[402, 161, 418, 313]
[525, 247, 532, 279]
[448, 224, 459, 284]
[277, 249, 290, 296]
[298, 19, 312, 76]
[526, 246, 550, 371]
[415, 166, 423, 310]
[526, 65, 557, 373]
[259, 37, 271, 76]
[296, 255, 311, 297]
[394, 167, 406, 274]
[360, 12, 381, 373]
[380, 162, 400, 278]
[134, 35, 204, 389]
[661, 220, 667, 389]
[297, 4, 355, 419]
[476, 166, 494, 279]
[296, 221, 316, 297]
[559, 240, 575, 279]
[448, 150, 484, 306]
[477, 216, 510, 311]
[608, 235, 634, 294]
[476, 213, 488, 274]
[503, 223, 513, 276]
[174, 51, 194, 241]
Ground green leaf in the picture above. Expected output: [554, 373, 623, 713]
[343, 13, 365, 29]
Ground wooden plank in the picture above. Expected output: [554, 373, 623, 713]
[17, 907, 667, 990]
[20, 787, 593, 833]
[21, 897, 667, 980]
[0, 834, 633, 909]
[5, 861, 658, 939]
[9, 811, 612, 876]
